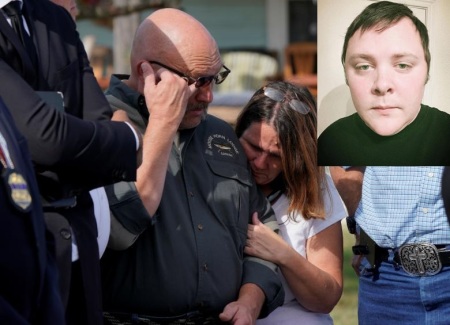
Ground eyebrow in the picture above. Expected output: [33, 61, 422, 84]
[347, 52, 420, 62]
[346, 54, 374, 62]
[392, 53, 420, 61]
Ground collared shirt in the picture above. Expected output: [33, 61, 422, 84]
[0, 0, 31, 34]
[0, 0, 16, 10]
[101, 79, 284, 317]
[355, 167, 450, 248]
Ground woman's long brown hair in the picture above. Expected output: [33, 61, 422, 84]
[235, 81, 326, 220]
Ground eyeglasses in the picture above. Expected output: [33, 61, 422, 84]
[263, 87, 310, 115]
[149, 61, 230, 88]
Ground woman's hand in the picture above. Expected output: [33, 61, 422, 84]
[245, 212, 289, 264]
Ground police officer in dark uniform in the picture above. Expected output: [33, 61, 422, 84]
[0, 97, 65, 324]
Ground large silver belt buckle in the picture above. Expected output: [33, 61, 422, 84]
[398, 243, 442, 276]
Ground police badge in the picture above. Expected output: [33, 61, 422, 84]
[2, 168, 32, 212]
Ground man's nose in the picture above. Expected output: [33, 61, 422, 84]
[371, 67, 394, 95]
[194, 84, 214, 103]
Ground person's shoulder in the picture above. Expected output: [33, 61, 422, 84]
[29, 0, 66, 12]
[318, 113, 360, 151]
[318, 113, 369, 166]
[423, 104, 450, 120]
[319, 113, 360, 139]
[104, 75, 132, 104]
[206, 113, 233, 126]
[421, 105, 450, 133]
[202, 114, 241, 149]
[204, 114, 236, 134]
[29, 0, 75, 27]
[201, 115, 248, 165]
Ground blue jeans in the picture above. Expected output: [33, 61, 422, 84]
[358, 260, 450, 325]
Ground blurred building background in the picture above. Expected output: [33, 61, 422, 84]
[76, 0, 317, 99]
[74, 0, 318, 123]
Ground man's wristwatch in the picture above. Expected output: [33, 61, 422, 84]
[346, 215, 357, 234]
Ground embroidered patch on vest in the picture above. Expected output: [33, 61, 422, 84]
[206, 134, 239, 157]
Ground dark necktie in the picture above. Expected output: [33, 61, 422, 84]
[3, 1, 37, 67]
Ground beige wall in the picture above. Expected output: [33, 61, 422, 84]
[317, 0, 450, 135]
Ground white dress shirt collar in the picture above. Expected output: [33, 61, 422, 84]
[0, 0, 22, 10]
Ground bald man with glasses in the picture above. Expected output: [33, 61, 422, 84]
[100, 8, 284, 325]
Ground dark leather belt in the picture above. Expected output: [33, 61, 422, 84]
[103, 311, 225, 325]
[380, 243, 450, 276]
[352, 227, 450, 276]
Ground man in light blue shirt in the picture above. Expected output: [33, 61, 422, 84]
[357, 167, 449, 248]
[332, 166, 450, 325]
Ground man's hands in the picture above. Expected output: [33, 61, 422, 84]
[219, 283, 265, 325]
[140, 61, 195, 129]
[110, 61, 195, 168]
[133, 61, 195, 217]
[219, 300, 255, 325]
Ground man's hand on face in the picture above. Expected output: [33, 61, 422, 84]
[140, 61, 196, 128]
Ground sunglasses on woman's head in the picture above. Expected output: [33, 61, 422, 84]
[263, 87, 310, 115]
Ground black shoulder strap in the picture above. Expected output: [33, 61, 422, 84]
[443, 167, 450, 223]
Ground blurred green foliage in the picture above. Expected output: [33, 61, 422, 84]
[330, 227, 358, 325]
